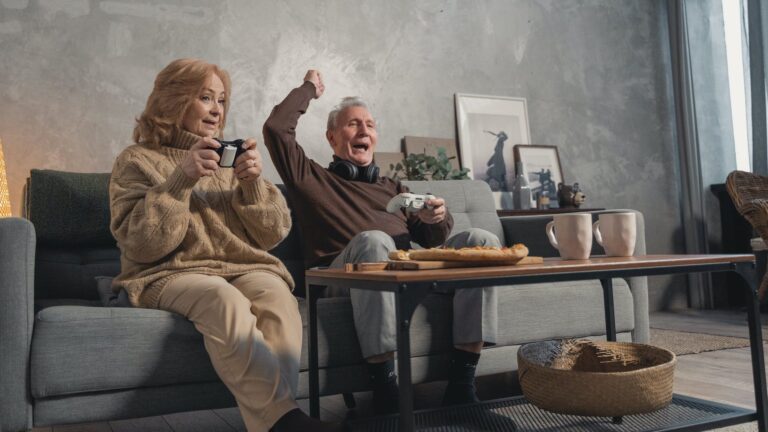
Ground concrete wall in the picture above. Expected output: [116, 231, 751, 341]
[0, 0, 685, 310]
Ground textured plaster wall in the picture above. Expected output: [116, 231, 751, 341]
[0, 0, 684, 310]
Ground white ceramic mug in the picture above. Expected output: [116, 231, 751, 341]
[592, 212, 637, 257]
[545, 213, 593, 260]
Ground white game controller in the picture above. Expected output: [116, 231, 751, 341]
[386, 193, 436, 213]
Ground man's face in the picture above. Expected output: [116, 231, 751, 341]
[326, 106, 378, 166]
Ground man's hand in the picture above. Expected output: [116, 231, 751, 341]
[417, 197, 447, 224]
[182, 138, 220, 179]
[304, 69, 325, 98]
[233, 138, 262, 182]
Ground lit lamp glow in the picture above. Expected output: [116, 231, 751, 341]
[0, 138, 11, 217]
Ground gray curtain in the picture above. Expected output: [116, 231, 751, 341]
[668, 0, 712, 308]
[749, 0, 768, 174]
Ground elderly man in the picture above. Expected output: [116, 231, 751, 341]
[263, 70, 498, 414]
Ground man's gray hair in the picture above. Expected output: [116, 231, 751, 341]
[327, 96, 371, 130]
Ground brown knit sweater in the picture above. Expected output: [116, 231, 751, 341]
[263, 82, 453, 267]
[109, 129, 295, 308]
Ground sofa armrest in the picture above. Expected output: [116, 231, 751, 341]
[500, 209, 649, 344]
[0, 217, 35, 431]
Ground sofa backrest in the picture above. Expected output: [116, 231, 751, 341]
[403, 180, 504, 242]
[26, 170, 120, 301]
[25, 170, 500, 301]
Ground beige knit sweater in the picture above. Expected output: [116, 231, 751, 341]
[109, 130, 295, 308]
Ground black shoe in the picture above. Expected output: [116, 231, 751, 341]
[271, 408, 348, 432]
[442, 349, 482, 406]
[367, 359, 400, 415]
[441, 380, 480, 406]
[372, 379, 400, 415]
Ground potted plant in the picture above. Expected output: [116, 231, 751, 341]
[390, 147, 470, 180]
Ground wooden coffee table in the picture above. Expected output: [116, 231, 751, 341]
[305, 254, 766, 431]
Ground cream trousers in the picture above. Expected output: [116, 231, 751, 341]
[159, 271, 302, 432]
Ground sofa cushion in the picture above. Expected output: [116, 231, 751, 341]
[30, 306, 218, 398]
[31, 274, 634, 398]
[27, 169, 115, 247]
[494, 278, 634, 345]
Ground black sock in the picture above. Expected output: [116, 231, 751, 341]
[442, 349, 481, 406]
[449, 348, 480, 381]
[367, 359, 399, 414]
[367, 359, 397, 385]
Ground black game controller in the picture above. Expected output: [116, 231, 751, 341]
[214, 138, 246, 168]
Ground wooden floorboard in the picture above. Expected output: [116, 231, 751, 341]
[675, 345, 763, 409]
[211, 408, 246, 432]
[162, 410, 235, 432]
[109, 416, 172, 432]
[52, 423, 112, 432]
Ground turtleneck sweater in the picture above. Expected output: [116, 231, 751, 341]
[109, 129, 294, 308]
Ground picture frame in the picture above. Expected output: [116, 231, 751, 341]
[513, 144, 564, 204]
[402, 136, 460, 171]
[455, 93, 531, 209]
[374, 151, 405, 179]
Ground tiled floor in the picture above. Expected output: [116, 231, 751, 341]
[31, 309, 768, 431]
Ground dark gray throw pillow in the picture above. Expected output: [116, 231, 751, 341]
[27, 169, 114, 246]
[95, 276, 131, 307]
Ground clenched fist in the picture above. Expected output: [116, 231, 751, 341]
[304, 69, 325, 99]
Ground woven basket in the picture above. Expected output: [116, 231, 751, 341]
[518, 340, 676, 417]
[726, 170, 768, 299]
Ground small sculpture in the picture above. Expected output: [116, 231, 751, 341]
[557, 182, 587, 208]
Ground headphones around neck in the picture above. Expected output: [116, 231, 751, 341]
[328, 157, 380, 183]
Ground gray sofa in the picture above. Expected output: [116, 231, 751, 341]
[0, 169, 648, 431]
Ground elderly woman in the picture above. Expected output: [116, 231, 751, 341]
[109, 58, 345, 432]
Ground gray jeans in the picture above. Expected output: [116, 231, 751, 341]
[327, 228, 499, 358]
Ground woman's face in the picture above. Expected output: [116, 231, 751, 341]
[181, 73, 226, 138]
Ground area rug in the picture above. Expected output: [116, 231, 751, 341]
[650, 328, 751, 355]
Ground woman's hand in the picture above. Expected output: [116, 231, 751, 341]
[234, 138, 262, 182]
[304, 69, 325, 98]
[182, 138, 220, 179]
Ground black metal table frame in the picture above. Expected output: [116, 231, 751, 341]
[305, 260, 767, 431]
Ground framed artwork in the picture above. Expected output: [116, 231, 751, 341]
[374, 151, 405, 179]
[513, 144, 563, 201]
[403, 136, 460, 171]
[455, 93, 531, 209]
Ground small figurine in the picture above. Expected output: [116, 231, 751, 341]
[557, 182, 587, 208]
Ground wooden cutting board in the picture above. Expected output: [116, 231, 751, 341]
[345, 256, 543, 272]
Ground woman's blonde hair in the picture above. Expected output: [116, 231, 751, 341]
[133, 58, 232, 148]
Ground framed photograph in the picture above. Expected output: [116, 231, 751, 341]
[513, 144, 563, 203]
[455, 93, 531, 209]
[374, 151, 405, 179]
[403, 136, 460, 171]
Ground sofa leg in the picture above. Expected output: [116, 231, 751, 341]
[343, 392, 357, 409]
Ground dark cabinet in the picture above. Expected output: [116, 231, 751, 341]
[710, 183, 754, 308]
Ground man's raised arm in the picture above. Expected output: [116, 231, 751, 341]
[262, 70, 325, 183]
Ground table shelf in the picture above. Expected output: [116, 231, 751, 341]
[348, 394, 755, 431]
